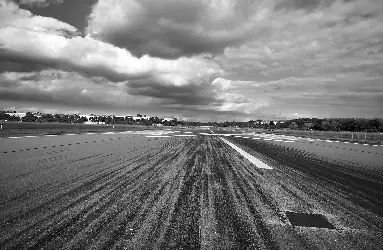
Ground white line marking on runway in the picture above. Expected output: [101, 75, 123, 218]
[145, 135, 171, 138]
[243, 137, 249, 138]
[344, 142, 350, 144]
[102, 132, 115, 134]
[284, 140, 295, 142]
[274, 139, 283, 141]
[45, 135, 57, 137]
[353, 143, 359, 145]
[8, 137, 22, 139]
[220, 137, 272, 169]
[65, 134, 75, 136]
[85, 133, 95, 135]
[363, 144, 369, 146]
[184, 132, 193, 134]
[264, 138, 272, 140]
[24, 136, 37, 138]
[252, 138, 261, 140]
[173, 134, 196, 137]
[373, 145, 379, 147]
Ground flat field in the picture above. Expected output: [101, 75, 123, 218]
[1, 130, 382, 249]
[0, 121, 157, 137]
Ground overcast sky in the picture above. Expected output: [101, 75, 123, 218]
[0, 0, 382, 121]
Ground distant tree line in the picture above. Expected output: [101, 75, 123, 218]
[226, 118, 383, 132]
[1, 111, 382, 132]
[0, 112, 88, 124]
[0, 112, 21, 121]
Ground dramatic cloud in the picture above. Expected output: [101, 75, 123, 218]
[86, 0, 268, 58]
[17, 0, 63, 8]
[0, 0, 77, 36]
[0, 0, 262, 118]
[1, 0, 382, 120]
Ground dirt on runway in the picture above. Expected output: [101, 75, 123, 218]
[1, 134, 382, 249]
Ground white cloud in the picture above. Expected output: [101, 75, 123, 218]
[0, 1, 261, 117]
[0, 0, 77, 36]
[1, 0, 383, 119]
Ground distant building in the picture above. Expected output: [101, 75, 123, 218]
[6, 112, 27, 118]
[131, 116, 150, 121]
[162, 116, 177, 122]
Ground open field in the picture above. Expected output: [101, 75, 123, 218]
[0, 121, 162, 138]
[1, 130, 383, 249]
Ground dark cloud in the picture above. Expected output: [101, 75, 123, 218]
[275, 0, 329, 11]
[18, 0, 97, 32]
[17, 0, 63, 8]
[0, 46, 148, 83]
[126, 77, 222, 106]
[86, 0, 263, 58]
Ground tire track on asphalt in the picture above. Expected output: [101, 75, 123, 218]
[1, 138, 181, 248]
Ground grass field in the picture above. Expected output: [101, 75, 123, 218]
[0, 121, 155, 137]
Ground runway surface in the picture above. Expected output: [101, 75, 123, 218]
[1, 130, 382, 249]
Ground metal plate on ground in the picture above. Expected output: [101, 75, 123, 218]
[285, 211, 335, 229]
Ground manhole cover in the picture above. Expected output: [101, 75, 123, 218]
[285, 211, 335, 229]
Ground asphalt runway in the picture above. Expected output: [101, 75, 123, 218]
[1, 131, 382, 249]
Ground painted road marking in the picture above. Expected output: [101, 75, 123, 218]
[8, 137, 22, 139]
[173, 134, 197, 137]
[363, 144, 369, 146]
[344, 142, 350, 144]
[252, 138, 261, 140]
[243, 137, 250, 138]
[274, 139, 283, 141]
[45, 135, 57, 137]
[353, 143, 359, 145]
[199, 133, 213, 135]
[85, 133, 95, 135]
[102, 132, 115, 134]
[145, 135, 171, 138]
[24, 136, 37, 138]
[184, 132, 193, 134]
[373, 145, 379, 147]
[284, 141, 295, 142]
[220, 137, 272, 169]
[65, 134, 75, 136]
[234, 136, 241, 137]
[264, 138, 272, 140]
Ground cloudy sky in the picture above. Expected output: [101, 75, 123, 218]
[0, 0, 382, 121]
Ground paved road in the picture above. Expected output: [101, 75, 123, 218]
[1, 132, 382, 249]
